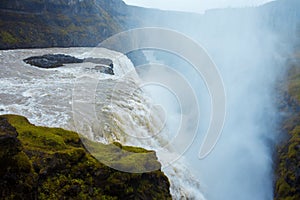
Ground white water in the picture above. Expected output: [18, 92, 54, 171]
[0, 47, 204, 199]
[126, 2, 298, 198]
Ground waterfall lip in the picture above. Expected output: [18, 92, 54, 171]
[70, 30, 225, 199]
[70, 59, 207, 197]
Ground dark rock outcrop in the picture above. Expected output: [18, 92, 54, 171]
[0, 117, 36, 199]
[0, 114, 172, 199]
[23, 54, 83, 68]
[93, 65, 114, 75]
[0, 117, 21, 158]
[23, 54, 116, 75]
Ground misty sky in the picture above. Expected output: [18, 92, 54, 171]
[123, 0, 275, 13]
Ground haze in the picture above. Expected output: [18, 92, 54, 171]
[123, 0, 276, 13]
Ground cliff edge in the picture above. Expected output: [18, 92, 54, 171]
[0, 114, 171, 199]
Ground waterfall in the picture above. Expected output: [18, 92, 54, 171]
[0, 47, 205, 199]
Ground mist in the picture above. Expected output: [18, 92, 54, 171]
[124, 0, 299, 199]
[123, 0, 275, 13]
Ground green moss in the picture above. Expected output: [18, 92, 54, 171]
[0, 0, 124, 49]
[289, 77, 300, 103]
[5, 116, 66, 152]
[5, 114, 160, 173]
[275, 55, 300, 200]
[0, 31, 18, 44]
[12, 151, 32, 173]
[0, 114, 171, 199]
[84, 139, 161, 173]
[287, 63, 300, 103]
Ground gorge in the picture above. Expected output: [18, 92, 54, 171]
[0, 0, 299, 200]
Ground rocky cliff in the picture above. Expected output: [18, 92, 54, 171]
[0, 0, 129, 49]
[0, 114, 171, 199]
[274, 50, 300, 200]
[1, 0, 299, 199]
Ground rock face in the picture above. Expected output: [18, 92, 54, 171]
[0, 0, 127, 49]
[0, 115, 172, 200]
[23, 54, 84, 68]
[274, 55, 300, 200]
[0, 117, 35, 199]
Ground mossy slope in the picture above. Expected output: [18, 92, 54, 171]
[0, 0, 127, 49]
[0, 114, 171, 200]
[274, 52, 300, 200]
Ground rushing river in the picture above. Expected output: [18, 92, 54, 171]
[0, 47, 205, 199]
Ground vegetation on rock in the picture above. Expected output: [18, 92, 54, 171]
[0, 0, 127, 49]
[274, 50, 300, 200]
[0, 114, 171, 199]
